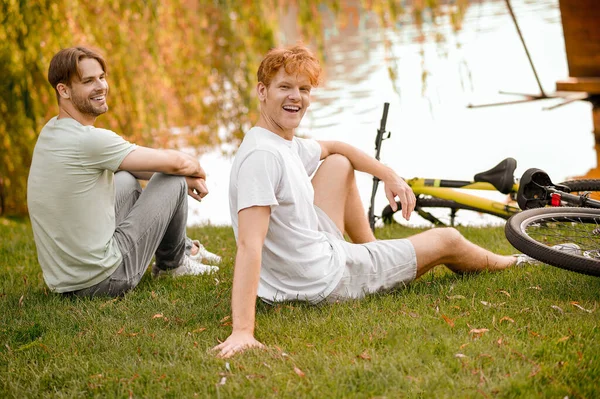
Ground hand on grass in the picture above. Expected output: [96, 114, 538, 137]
[212, 331, 265, 358]
[384, 176, 416, 220]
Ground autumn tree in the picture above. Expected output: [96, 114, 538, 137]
[0, 0, 465, 216]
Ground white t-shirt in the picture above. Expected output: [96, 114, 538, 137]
[229, 127, 345, 303]
[27, 117, 136, 292]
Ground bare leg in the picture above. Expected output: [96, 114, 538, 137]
[408, 227, 516, 278]
[312, 154, 376, 243]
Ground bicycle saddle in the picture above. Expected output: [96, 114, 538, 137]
[473, 158, 517, 195]
[516, 168, 569, 210]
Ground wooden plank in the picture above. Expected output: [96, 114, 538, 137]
[559, 0, 600, 77]
[556, 77, 600, 93]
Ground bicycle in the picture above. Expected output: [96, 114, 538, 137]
[367, 103, 600, 229]
[505, 167, 600, 277]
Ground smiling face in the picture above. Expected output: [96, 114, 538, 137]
[57, 57, 109, 125]
[256, 67, 312, 139]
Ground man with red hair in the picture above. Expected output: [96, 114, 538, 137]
[213, 45, 518, 358]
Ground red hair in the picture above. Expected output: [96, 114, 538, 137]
[257, 45, 321, 87]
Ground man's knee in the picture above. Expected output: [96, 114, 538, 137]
[321, 153, 352, 171]
[115, 171, 142, 192]
[435, 227, 465, 250]
[149, 173, 187, 194]
[317, 154, 354, 184]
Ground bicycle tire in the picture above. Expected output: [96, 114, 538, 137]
[505, 207, 600, 276]
[560, 179, 600, 199]
[381, 197, 510, 226]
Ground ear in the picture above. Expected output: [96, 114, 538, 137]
[56, 83, 70, 99]
[256, 82, 267, 101]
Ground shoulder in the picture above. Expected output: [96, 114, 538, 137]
[236, 128, 286, 163]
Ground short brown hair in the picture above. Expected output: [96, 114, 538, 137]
[257, 45, 321, 87]
[48, 47, 107, 100]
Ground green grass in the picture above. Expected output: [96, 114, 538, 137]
[1, 217, 599, 398]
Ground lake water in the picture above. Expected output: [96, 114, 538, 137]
[188, 0, 596, 227]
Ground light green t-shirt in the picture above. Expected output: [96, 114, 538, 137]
[27, 117, 136, 292]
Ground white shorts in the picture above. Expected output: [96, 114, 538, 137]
[314, 206, 418, 303]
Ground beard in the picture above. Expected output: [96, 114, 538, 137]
[70, 90, 109, 117]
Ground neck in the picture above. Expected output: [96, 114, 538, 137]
[256, 116, 294, 141]
[58, 104, 96, 126]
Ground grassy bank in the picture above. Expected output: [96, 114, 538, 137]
[1, 217, 598, 398]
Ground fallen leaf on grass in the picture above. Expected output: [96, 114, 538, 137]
[357, 350, 371, 360]
[191, 327, 206, 334]
[557, 336, 570, 343]
[447, 295, 465, 300]
[19, 295, 24, 307]
[499, 316, 515, 324]
[551, 305, 564, 314]
[293, 366, 305, 377]
[455, 353, 468, 358]
[441, 314, 455, 328]
[469, 328, 489, 338]
[219, 316, 231, 323]
[527, 286, 542, 291]
[570, 302, 592, 313]
[117, 327, 125, 335]
[217, 376, 226, 386]
[152, 314, 164, 319]
[498, 290, 511, 297]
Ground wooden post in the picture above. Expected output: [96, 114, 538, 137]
[556, 0, 600, 178]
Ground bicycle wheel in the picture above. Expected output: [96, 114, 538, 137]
[381, 197, 510, 226]
[561, 179, 600, 200]
[505, 207, 600, 276]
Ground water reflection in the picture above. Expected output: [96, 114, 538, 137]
[188, 0, 596, 227]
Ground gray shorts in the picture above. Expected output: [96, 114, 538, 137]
[314, 206, 418, 303]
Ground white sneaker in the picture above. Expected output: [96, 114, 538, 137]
[152, 254, 219, 278]
[190, 240, 222, 265]
[551, 243, 581, 255]
[514, 243, 581, 266]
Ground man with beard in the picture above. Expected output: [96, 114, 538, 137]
[27, 47, 220, 297]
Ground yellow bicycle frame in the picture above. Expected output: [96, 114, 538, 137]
[406, 178, 520, 218]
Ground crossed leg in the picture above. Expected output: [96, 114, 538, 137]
[312, 154, 517, 276]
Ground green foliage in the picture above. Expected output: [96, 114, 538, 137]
[1, 218, 599, 397]
[0, 0, 465, 216]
